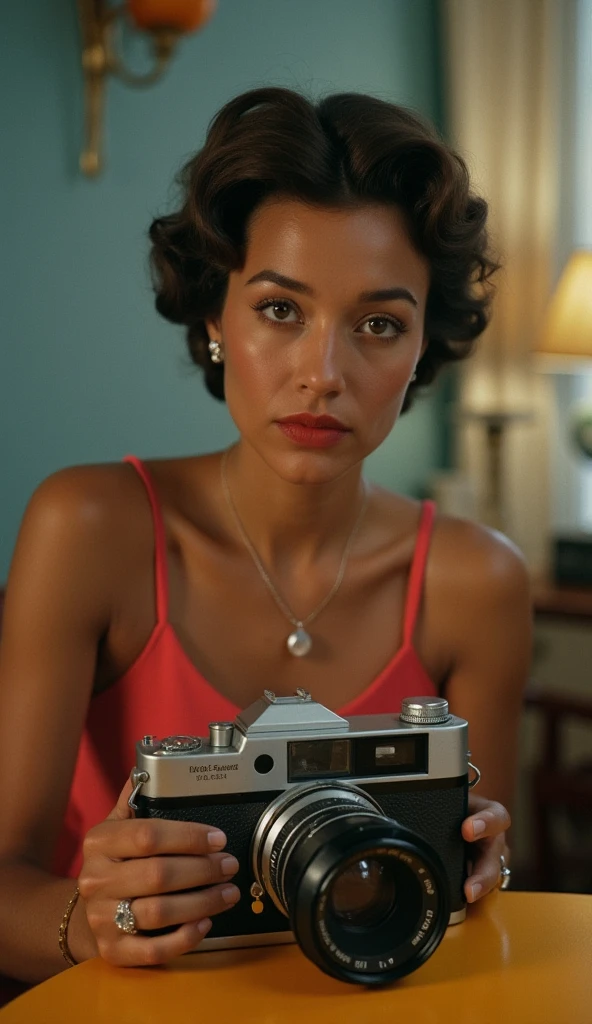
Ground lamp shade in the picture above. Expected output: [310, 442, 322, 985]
[127, 0, 217, 33]
[536, 250, 592, 358]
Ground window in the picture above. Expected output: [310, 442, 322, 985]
[554, 0, 592, 531]
[576, 0, 592, 525]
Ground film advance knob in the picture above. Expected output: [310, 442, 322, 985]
[209, 722, 234, 748]
[160, 735, 203, 753]
[400, 696, 450, 725]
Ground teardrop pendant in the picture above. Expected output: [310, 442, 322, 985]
[286, 627, 312, 657]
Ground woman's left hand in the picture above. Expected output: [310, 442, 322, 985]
[461, 792, 511, 903]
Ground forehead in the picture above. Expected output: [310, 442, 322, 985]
[240, 198, 430, 299]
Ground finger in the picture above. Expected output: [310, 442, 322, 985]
[130, 880, 241, 931]
[99, 917, 214, 968]
[106, 778, 135, 822]
[464, 835, 505, 902]
[87, 816, 228, 859]
[467, 792, 498, 814]
[461, 801, 511, 842]
[102, 850, 239, 899]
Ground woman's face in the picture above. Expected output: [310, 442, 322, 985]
[206, 198, 430, 484]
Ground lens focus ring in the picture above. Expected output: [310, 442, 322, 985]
[253, 784, 383, 918]
[269, 797, 381, 911]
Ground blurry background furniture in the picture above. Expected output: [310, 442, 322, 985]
[523, 685, 592, 893]
[510, 579, 592, 895]
[532, 576, 592, 621]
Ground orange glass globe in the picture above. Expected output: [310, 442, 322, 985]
[127, 0, 217, 33]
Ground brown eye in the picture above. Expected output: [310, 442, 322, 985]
[251, 298, 300, 325]
[359, 314, 408, 341]
[368, 318, 390, 335]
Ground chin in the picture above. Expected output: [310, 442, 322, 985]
[266, 449, 363, 487]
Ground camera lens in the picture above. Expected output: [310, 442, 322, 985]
[329, 857, 396, 929]
[251, 783, 450, 985]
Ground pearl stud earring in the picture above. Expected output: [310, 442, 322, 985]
[208, 339, 224, 364]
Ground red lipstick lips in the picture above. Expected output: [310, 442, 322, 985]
[276, 413, 350, 448]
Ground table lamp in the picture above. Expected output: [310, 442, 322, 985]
[535, 249, 592, 458]
[537, 250, 592, 360]
[534, 249, 592, 585]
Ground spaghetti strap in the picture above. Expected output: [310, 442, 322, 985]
[402, 500, 436, 647]
[122, 455, 168, 625]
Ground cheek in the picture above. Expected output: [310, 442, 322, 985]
[226, 338, 279, 396]
[222, 329, 286, 432]
[358, 361, 411, 425]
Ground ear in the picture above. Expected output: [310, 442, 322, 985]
[204, 315, 222, 339]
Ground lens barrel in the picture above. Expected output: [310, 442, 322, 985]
[252, 783, 450, 985]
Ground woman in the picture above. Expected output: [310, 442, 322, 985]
[0, 87, 532, 984]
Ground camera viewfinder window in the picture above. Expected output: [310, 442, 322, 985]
[288, 739, 351, 780]
[353, 735, 428, 776]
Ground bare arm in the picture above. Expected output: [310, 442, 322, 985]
[0, 467, 240, 984]
[0, 469, 116, 980]
[429, 518, 533, 899]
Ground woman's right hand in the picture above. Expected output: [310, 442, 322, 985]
[78, 779, 241, 966]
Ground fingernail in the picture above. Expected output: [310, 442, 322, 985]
[222, 885, 241, 905]
[207, 829, 227, 850]
[472, 819, 486, 837]
[470, 882, 483, 901]
[221, 855, 239, 875]
[198, 917, 212, 936]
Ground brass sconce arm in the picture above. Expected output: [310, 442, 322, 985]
[77, 1, 181, 175]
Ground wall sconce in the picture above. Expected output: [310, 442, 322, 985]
[76, 0, 217, 176]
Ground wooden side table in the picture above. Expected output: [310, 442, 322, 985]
[531, 577, 592, 622]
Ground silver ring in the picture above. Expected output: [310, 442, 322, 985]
[498, 854, 511, 890]
[114, 898, 138, 934]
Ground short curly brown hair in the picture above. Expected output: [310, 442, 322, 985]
[149, 86, 499, 412]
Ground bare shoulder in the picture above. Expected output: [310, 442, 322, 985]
[10, 461, 158, 600]
[430, 512, 531, 601]
[426, 512, 533, 685]
[15, 461, 153, 561]
[25, 460, 142, 521]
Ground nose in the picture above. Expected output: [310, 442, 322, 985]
[295, 325, 346, 398]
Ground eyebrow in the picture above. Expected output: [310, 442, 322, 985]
[245, 269, 418, 307]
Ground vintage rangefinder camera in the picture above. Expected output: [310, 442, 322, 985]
[130, 690, 477, 986]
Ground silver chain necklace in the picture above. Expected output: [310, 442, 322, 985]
[220, 448, 368, 657]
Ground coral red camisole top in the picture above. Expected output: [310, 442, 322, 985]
[52, 456, 437, 878]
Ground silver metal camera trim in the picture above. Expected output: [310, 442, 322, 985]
[251, 782, 384, 916]
[196, 930, 295, 952]
[133, 707, 469, 800]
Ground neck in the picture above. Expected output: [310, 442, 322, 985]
[221, 442, 368, 574]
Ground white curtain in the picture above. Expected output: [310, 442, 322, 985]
[440, 0, 577, 573]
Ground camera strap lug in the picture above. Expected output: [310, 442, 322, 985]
[467, 761, 481, 789]
[128, 769, 150, 812]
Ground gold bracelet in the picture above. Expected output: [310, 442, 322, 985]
[58, 885, 80, 967]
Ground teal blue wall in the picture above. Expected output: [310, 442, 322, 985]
[0, 0, 443, 581]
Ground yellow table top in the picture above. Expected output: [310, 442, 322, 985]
[2, 891, 591, 1024]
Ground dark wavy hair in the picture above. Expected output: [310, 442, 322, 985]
[149, 86, 499, 412]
